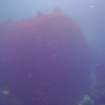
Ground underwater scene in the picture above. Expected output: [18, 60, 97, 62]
[0, 0, 105, 105]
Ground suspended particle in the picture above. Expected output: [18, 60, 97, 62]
[89, 4, 96, 9]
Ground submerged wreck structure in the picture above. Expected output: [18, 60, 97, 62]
[0, 10, 90, 105]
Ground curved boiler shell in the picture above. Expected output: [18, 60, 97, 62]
[0, 12, 90, 105]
